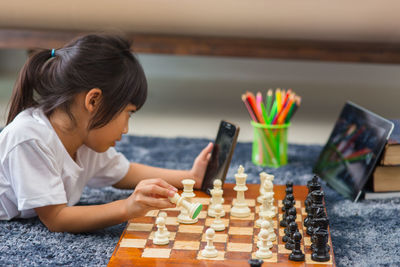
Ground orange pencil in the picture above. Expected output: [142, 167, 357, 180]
[277, 95, 295, 124]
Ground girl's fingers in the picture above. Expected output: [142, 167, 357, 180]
[199, 142, 213, 160]
[138, 196, 175, 209]
[138, 179, 177, 198]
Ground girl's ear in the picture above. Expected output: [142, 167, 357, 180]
[85, 88, 102, 112]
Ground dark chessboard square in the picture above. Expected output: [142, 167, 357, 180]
[124, 232, 150, 239]
[225, 251, 252, 261]
[229, 219, 254, 227]
[170, 249, 198, 259]
[175, 232, 202, 241]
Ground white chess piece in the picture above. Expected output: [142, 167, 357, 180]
[169, 192, 202, 220]
[255, 195, 268, 227]
[231, 165, 251, 218]
[178, 179, 198, 224]
[210, 204, 225, 231]
[257, 172, 268, 203]
[208, 179, 225, 217]
[153, 216, 169, 245]
[158, 212, 170, 238]
[257, 219, 276, 248]
[201, 228, 218, 258]
[255, 222, 273, 259]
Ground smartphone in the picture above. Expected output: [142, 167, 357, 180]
[201, 120, 240, 194]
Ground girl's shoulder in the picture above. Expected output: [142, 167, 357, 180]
[0, 108, 58, 154]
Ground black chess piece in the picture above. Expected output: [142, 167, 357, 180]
[284, 207, 297, 236]
[248, 258, 264, 267]
[306, 191, 325, 235]
[305, 175, 321, 211]
[280, 200, 293, 227]
[311, 229, 330, 262]
[285, 221, 298, 250]
[282, 214, 295, 243]
[281, 184, 294, 212]
[289, 231, 305, 262]
[311, 214, 330, 252]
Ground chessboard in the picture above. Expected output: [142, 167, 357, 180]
[108, 184, 335, 266]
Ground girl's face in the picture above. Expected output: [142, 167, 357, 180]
[84, 104, 137, 152]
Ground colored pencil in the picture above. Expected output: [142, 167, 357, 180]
[265, 89, 273, 117]
[256, 92, 263, 114]
[276, 89, 282, 113]
[241, 94, 258, 122]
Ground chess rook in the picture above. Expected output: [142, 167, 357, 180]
[169, 192, 202, 220]
[178, 179, 198, 224]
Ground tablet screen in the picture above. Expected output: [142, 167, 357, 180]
[313, 102, 394, 201]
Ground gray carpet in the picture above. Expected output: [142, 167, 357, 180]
[0, 135, 399, 267]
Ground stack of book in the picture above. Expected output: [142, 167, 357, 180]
[366, 120, 400, 199]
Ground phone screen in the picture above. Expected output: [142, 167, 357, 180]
[201, 120, 239, 194]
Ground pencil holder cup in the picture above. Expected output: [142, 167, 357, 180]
[251, 121, 290, 168]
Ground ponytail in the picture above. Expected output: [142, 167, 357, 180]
[6, 50, 52, 125]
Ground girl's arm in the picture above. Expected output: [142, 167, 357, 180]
[113, 142, 213, 190]
[34, 178, 177, 233]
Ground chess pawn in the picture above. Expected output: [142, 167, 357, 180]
[169, 192, 203, 220]
[158, 212, 170, 238]
[208, 179, 225, 218]
[178, 179, 198, 224]
[289, 231, 305, 262]
[285, 221, 298, 250]
[248, 259, 264, 267]
[201, 228, 218, 258]
[210, 204, 225, 231]
[255, 227, 273, 259]
[153, 216, 169, 245]
[231, 165, 251, 218]
[257, 220, 274, 248]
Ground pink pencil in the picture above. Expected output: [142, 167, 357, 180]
[256, 91, 263, 115]
[241, 94, 258, 122]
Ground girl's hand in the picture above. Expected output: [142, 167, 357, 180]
[191, 142, 213, 189]
[124, 179, 178, 218]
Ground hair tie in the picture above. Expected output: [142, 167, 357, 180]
[51, 49, 55, 58]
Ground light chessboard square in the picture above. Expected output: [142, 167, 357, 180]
[173, 241, 200, 250]
[251, 252, 278, 262]
[142, 248, 171, 258]
[149, 231, 176, 240]
[197, 251, 225, 260]
[165, 216, 179, 225]
[205, 218, 230, 227]
[305, 254, 333, 264]
[119, 238, 147, 248]
[230, 213, 255, 220]
[145, 210, 159, 217]
[227, 242, 253, 252]
[228, 227, 253, 235]
[127, 223, 153, 232]
[201, 233, 228, 243]
[178, 225, 204, 233]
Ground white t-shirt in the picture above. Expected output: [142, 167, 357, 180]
[0, 108, 130, 220]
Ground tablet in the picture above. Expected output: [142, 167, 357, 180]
[313, 101, 394, 201]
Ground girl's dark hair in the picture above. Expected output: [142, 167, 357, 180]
[7, 33, 147, 129]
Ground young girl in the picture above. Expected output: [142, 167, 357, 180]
[0, 34, 213, 233]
